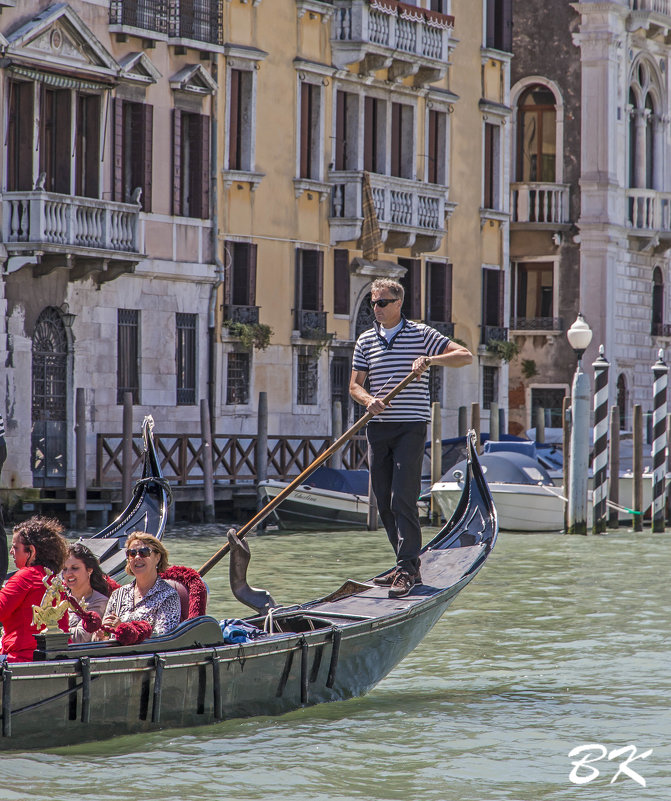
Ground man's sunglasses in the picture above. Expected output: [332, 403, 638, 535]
[126, 547, 155, 558]
[370, 298, 399, 308]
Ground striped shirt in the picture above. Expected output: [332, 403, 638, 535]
[352, 318, 449, 422]
[0, 415, 4, 437]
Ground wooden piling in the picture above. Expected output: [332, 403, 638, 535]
[633, 404, 643, 531]
[257, 392, 268, 517]
[458, 406, 467, 437]
[608, 406, 619, 529]
[122, 392, 133, 507]
[489, 402, 499, 441]
[75, 388, 87, 530]
[562, 395, 570, 532]
[200, 400, 215, 523]
[430, 402, 441, 524]
[666, 413, 671, 525]
[470, 402, 481, 451]
[330, 401, 343, 470]
[535, 406, 545, 444]
[499, 406, 506, 437]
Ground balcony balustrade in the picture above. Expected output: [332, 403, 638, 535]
[511, 183, 570, 226]
[627, 188, 671, 233]
[3, 192, 140, 253]
[224, 305, 260, 325]
[651, 322, 671, 337]
[330, 170, 449, 252]
[296, 309, 328, 338]
[427, 320, 454, 338]
[512, 317, 564, 332]
[481, 325, 508, 345]
[630, 0, 671, 15]
[109, 0, 223, 46]
[332, 0, 454, 84]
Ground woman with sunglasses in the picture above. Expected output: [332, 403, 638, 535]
[0, 516, 69, 662]
[63, 543, 113, 643]
[98, 533, 180, 639]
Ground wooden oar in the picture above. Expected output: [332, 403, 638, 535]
[198, 368, 420, 576]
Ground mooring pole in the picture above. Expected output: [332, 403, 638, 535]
[608, 405, 620, 530]
[651, 350, 667, 533]
[592, 346, 609, 534]
[489, 401, 499, 441]
[430, 401, 441, 524]
[633, 404, 643, 532]
[458, 406, 467, 438]
[200, 399, 215, 523]
[535, 405, 545, 445]
[563, 394, 571, 533]
[330, 401, 343, 470]
[257, 392, 268, 517]
[122, 392, 133, 507]
[471, 402, 481, 451]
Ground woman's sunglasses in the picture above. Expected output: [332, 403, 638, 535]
[370, 298, 399, 308]
[126, 547, 155, 558]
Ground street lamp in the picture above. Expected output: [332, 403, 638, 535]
[566, 312, 593, 534]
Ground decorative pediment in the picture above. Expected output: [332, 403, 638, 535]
[169, 64, 217, 95]
[118, 52, 162, 85]
[5, 4, 118, 80]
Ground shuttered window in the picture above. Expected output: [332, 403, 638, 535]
[363, 96, 380, 174]
[7, 80, 34, 191]
[335, 90, 357, 171]
[173, 110, 210, 218]
[40, 87, 71, 194]
[299, 82, 320, 180]
[117, 309, 140, 405]
[176, 313, 197, 406]
[114, 99, 153, 211]
[391, 103, 413, 179]
[224, 241, 258, 307]
[483, 122, 499, 210]
[296, 249, 324, 312]
[426, 262, 452, 323]
[482, 267, 504, 329]
[333, 249, 350, 315]
[75, 93, 100, 198]
[398, 257, 421, 320]
[427, 109, 447, 185]
[486, 0, 513, 52]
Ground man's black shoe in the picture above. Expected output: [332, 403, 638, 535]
[388, 569, 417, 599]
[372, 567, 398, 586]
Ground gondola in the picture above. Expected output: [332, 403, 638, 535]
[0, 430, 497, 750]
[70, 415, 172, 581]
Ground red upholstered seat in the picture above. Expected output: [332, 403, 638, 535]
[164, 579, 190, 621]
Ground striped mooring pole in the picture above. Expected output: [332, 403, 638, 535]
[652, 349, 668, 532]
[592, 345, 609, 533]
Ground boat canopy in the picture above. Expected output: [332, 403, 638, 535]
[302, 466, 369, 496]
[445, 451, 554, 486]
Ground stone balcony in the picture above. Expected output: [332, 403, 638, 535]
[628, 0, 671, 32]
[510, 183, 570, 228]
[329, 170, 451, 252]
[331, 0, 454, 85]
[109, 0, 224, 49]
[3, 191, 142, 283]
[626, 188, 671, 241]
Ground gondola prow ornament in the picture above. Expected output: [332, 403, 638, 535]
[32, 571, 70, 634]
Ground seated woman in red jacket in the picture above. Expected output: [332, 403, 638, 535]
[0, 516, 69, 662]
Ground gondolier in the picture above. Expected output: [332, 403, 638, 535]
[350, 278, 472, 598]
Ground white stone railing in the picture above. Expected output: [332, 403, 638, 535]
[627, 188, 671, 231]
[630, 0, 671, 15]
[332, 0, 453, 65]
[330, 171, 447, 232]
[2, 192, 140, 253]
[511, 182, 570, 224]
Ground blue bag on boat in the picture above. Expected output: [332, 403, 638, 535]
[220, 618, 267, 644]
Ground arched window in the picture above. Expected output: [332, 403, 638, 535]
[516, 84, 557, 182]
[617, 374, 627, 431]
[652, 266, 664, 336]
[628, 59, 659, 191]
[31, 307, 69, 486]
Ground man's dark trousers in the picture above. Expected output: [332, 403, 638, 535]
[367, 421, 426, 575]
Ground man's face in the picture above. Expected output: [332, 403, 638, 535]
[370, 290, 402, 328]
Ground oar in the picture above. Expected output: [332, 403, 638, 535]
[198, 368, 420, 576]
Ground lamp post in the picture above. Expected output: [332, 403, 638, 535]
[566, 313, 593, 535]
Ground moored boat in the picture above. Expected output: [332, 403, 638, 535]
[0, 430, 497, 749]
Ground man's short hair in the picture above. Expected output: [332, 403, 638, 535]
[370, 278, 404, 304]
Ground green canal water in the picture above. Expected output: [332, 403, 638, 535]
[0, 525, 669, 801]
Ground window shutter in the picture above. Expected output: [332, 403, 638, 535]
[142, 104, 153, 211]
[428, 110, 438, 184]
[229, 69, 240, 170]
[172, 109, 182, 215]
[200, 113, 210, 219]
[223, 240, 233, 306]
[85, 94, 100, 198]
[445, 263, 453, 323]
[317, 250, 324, 311]
[248, 243, 257, 306]
[391, 102, 402, 178]
[486, 0, 496, 48]
[364, 96, 375, 173]
[333, 249, 349, 315]
[336, 90, 346, 171]
[300, 83, 311, 179]
[501, 0, 513, 52]
[484, 123, 494, 209]
[113, 98, 123, 202]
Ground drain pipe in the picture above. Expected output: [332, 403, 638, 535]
[208, 54, 224, 436]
